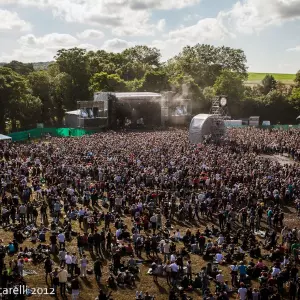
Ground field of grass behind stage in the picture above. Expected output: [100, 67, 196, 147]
[1, 195, 299, 300]
[246, 72, 295, 86]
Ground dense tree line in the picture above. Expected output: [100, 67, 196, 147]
[0, 44, 300, 132]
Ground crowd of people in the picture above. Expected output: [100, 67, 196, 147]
[0, 127, 299, 300]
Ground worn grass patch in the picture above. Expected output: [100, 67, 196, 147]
[2, 206, 298, 300]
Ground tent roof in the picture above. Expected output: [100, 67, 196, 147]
[94, 92, 162, 101]
[115, 92, 161, 99]
[0, 134, 12, 141]
[66, 110, 81, 116]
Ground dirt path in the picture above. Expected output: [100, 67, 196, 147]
[259, 153, 298, 166]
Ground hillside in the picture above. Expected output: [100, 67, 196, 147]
[0, 61, 52, 70]
[247, 72, 295, 85]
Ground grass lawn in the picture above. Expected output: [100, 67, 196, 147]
[247, 72, 295, 84]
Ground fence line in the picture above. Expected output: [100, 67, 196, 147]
[8, 128, 95, 141]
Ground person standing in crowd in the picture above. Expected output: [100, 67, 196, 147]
[94, 257, 102, 283]
[71, 275, 80, 300]
[44, 256, 54, 284]
[80, 254, 88, 278]
[237, 283, 247, 300]
[58, 266, 68, 298]
[51, 267, 60, 297]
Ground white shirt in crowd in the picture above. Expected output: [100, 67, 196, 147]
[217, 235, 224, 245]
[116, 228, 122, 239]
[170, 263, 178, 272]
[215, 253, 224, 263]
[58, 233, 65, 243]
[170, 254, 176, 263]
[216, 273, 224, 283]
[65, 254, 72, 264]
[163, 242, 170, 254]
[238, 287, 247, 300]
[71, 255, 77, 264]
[271, 267, 280, 277]
[150, 215, 157, 223]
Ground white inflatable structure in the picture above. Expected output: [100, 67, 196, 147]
[189, 114, 226, 144]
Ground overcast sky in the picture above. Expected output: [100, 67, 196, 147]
[1, 0, 300, 73]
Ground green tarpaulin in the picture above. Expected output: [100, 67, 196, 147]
[8, 128, 95, 142]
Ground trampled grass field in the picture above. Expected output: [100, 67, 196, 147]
[247, 72, 295, 85]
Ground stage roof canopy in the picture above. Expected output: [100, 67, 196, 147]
[66, 110, 81, 116]
[114, 92, 161, 99]
[94, 91, 162, 102]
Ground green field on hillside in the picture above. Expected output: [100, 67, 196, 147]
[248, 72, 295, 82]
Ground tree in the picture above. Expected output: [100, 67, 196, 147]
[28, 71, 53, 124]
[166, 44, 247, 88]
[87, 50, 119, 75]
[288, 87, 300, 112]
[51, 72, 73, 125]
[12, 94, 42, 128]
[0, 67, 27, 130]
[169, 73, 208, 113]
[203, 86, 216, 102]
[89, 72, 127, 93]
[47, 63, 60, 78]
[295, 70, 300, 87]
[122, 46, 161, 67]
[139, 70, 170, 92]
[213, 70, 245, 117]
[262, 90, 296, 124]
[55, 48, 91, 106]
[260, 74, 277, 95]
[3, 60, 34, 76]
[117, 62, 146, 81]
[126, 79, 143, 92]
[0, 67, 41, 131]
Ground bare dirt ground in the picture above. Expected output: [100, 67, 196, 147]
[259, 153, 298, 166]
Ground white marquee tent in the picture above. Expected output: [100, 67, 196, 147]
[0, 134, 12, 141]
[189, 114, 226, 144]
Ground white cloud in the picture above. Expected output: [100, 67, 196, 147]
[0, 0, 200, 11]
[126, 0, 200, 10]
[77, 43, 98, 51]
[157, 19, 166, 32]
[102, 38, 135, 52]
[0, 0, 200, 37]
[151, 17, 234, 60]
[0, 9, 31, 32]
[219, 0, 300, 34]
[0, 33, 92, 62]
[154, 18, 232, 56]
[77, 29, 104, 40]
[168, 18, 234, 41]
[287, 45, 300, 52]
[19, 33, 79, 49]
